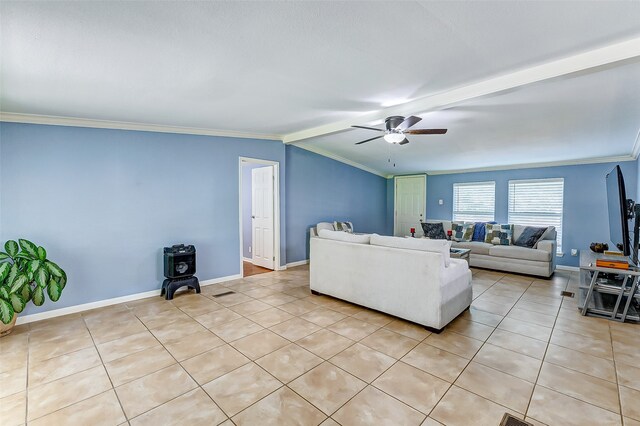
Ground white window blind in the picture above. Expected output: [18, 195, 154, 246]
[508, 178, 564, 253]
[452, 181, 496, 222]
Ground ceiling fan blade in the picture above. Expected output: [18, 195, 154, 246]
[355, 135, 383, 145]
[404, 129, 448, 135]
[398, 138, 410, 145]
[351, 125, 384, 132]
[396, 115, 422, 131]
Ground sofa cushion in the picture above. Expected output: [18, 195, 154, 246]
[514, 226, 548, 248]
[485, 224, 514, 245]
[451, 241, 494, 255]
[421, 222, 447, 239]
[333, 221, 354, 233]
[488, 245, 551, 262]
[318, 229, 370, 244]
[370, 235, 451, 267]
[452, 223, 475, 242]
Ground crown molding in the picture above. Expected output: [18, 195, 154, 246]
[282, 36, 640, 144]
[413, 154, 636, 176]
[294, 144, 387, 178]
[0, 112, 283, 141]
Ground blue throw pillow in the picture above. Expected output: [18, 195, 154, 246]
[472, 221, 496, 242]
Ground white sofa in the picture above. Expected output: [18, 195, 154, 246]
[310, 231, 472, 331]
[426, 220, 557, 277]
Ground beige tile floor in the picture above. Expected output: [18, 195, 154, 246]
[2, 265, 640, 425]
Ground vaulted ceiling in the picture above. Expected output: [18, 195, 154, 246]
[2, 1, 640, 175]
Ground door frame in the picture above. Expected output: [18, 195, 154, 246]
[238, 157, 281, 277]
[393, 174, 427, 236]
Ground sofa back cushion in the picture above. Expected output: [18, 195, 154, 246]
[318, 229, 371, 244]
[370, 235, 451, 267]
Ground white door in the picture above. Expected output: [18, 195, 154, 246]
[251, 166, 275, 269]
[394, 175, 426, 237]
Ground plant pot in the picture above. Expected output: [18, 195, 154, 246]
[0, 314, 17, 338]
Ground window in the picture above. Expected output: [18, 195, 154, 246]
[452, 181, 496, 222]
[508, 178, 564, 254]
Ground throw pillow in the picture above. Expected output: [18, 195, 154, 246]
[472, 221, 497, 242]
[333, 221, 353, 233]
[452, 223, 475, 242]
[421, 222, 447, 239]
[484, 224, 514, 245]
[514, 226, 548, 248]
[533, 226, 555, 249]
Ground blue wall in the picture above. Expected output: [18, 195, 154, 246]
[0, 123, 389, 315]
[0, 123, 287, 315]
[285, 145, 389, 263]
[420, 161, 638, 267]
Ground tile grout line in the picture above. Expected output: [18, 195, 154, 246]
[608, 320, 625, 425]
[24, 316, 127, 423]
[221, 274, 434, 422]
[421, 274, 516, 420]
[25, 324, 31, 425]
[441, 273, 552, 421]
[83, 314, 130, 423]
[520, 275, 571, 422]
[19, 268, 610, 426]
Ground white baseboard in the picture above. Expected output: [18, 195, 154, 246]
[285, 259, 309, 269]
[15, 273, 241, 325]
[242, 257, 252, 263]
[556, 265, 579, 272]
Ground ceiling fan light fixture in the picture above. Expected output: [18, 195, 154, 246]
[384, 132, 405, 144]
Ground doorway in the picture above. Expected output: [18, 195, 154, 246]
[394, 175, 426, 237]
[239, 157, 281, 278]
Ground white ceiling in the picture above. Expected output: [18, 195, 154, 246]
[1, 1, 640, 174]
[299, 61, 640, 175]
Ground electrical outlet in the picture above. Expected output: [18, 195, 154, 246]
[249, 246, 251, 253]
[439, 199, 444, 205]
[571, 249, 578, 256]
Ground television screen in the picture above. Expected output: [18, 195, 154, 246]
[606, 165, 630, 256]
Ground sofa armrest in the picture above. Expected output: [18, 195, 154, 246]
[536, 239, 556, 253]
[536, 239, 557, 272]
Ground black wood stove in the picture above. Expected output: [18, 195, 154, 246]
[161, 244, 200, 300]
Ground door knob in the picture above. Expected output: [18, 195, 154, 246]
[252, 216, 255, 219]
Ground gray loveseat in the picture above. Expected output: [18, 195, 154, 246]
[426, 220, 557, 277]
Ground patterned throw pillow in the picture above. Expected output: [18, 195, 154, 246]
[484, 224, 514, 245]
[333, 221, 353, 233]
[472, 221, 497, 242]
[421, 222, 447, 239]
[514, 226, 547, 248]
[452, 223, 475, 242]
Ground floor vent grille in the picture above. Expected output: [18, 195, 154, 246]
[500, 414, 533, 426]
[561, 291, 575, 298]
[212, 291, 236, 298]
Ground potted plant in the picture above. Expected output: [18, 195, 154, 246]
[0, 239, 67, 336]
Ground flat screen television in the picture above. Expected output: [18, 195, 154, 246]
[606, 165, 631, 256]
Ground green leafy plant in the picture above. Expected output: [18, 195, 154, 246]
[0, 239, 67, 324]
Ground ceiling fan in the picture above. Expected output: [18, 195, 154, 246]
[352, 115, 447, 145]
